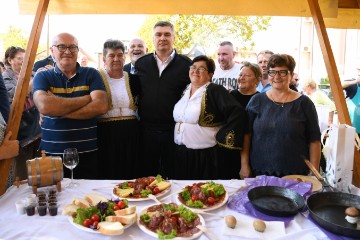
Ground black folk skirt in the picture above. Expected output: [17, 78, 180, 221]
[97, 118, 140, 180]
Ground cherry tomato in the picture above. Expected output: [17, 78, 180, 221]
[117, 200, 126, 209]
[114, 205, 120, 211]
[191, 195, 198, 202]
[146, 185, 152, 191]
[92, 221, 99, 228]
[152, 187, 160, 195]
[207, 197, 215, 205]
[91, 214, 100, 222]
[83, 219, 93, 228]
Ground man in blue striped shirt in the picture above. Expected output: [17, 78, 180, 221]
[33, 33, 108, 179]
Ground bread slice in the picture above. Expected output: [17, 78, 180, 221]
[62, 204, 79, 217]
[85, 193, 108, 206]
[72, 198, 90, 208]
[114, 205, 136, 216]
[105, 213, 137, 225]
[97, 221, 124, 235]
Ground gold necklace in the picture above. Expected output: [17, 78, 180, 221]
[269, 92, 290, 108]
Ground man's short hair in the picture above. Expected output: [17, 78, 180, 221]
[257, 50, 274, 57]
[219, 41, 233, 47]
[153, 21, 174, 32]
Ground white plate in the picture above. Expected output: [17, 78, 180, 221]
[68, 216, 135, 235]
[137, 204, 205, 239]
[177, 191, 229, 212]
[112, 182, 171, 202]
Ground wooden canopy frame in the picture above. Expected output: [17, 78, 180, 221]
[1, 0, 360, 194]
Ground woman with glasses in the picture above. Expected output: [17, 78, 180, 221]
[3, 46, 41, 180]
[173, 55, 246, 180]
[244, 54, 321, 178]
[230, 61, 261, 108]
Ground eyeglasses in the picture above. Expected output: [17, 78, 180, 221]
[52, 44, 79, 53]
[189, 66, 208, 73]
[268, 70, 290, 77]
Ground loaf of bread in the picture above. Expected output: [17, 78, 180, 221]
[62, 204, 79, 217]
[97, 221, 124, 235]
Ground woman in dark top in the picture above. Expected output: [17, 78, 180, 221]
[243, 54, 321, 178]
[230, 61, 261, 108]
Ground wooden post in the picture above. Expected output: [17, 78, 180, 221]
[307, 0, 360, 187]
[0, 0, 49, 195]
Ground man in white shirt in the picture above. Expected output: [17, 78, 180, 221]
[256, 50, 274, 92]
[212, 41, 241, 91]
[123, 38, 148, 74]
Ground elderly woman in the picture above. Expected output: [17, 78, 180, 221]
[97, 39, 140, 180]
[3, 46, 41, 180]
[230, 61, 261, 108]
[243, 54, 321, 177]
[173, 55, 246, 180]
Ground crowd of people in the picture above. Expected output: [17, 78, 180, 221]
[2, 19, 357, 183]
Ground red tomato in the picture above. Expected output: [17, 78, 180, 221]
[191, 195, 198, 201]
[114, 205, 120, 211]
[83, 219, 93, 228]
[91, 214, 100, 222]
[117, 201, 126, 209]
[146, 185, 152, 191]
[207, 197, 215, 205]
[92, 221, 99, 228]
[152, 187, 160, 195]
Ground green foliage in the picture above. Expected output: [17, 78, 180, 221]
[137, 15, 271, 54]
[0, 26, 29, 50]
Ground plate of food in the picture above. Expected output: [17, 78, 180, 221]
[177, 181, 228, 211]
[112, 175, 171, 201]
[282, 175, 322, 192]
[63, 192, 137, 236]
[137, 202, 205, 239]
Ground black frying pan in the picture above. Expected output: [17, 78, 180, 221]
[307, 192, 360, 238]
[248, 186, 305, 217]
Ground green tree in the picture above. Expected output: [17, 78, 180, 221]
[137, 15, 271, 55]
[0, 25, 29, 50]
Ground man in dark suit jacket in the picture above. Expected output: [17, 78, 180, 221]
[135, 21, 191, 179]
[32, 55, 54, 75]
[123, 38, 147, 74]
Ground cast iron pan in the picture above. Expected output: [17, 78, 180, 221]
[248, 186, 305, 217]
[307, 192, 360, 238]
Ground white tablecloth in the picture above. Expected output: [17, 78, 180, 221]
[0, 179, 355, 240]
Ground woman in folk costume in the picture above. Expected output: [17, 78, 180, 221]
[97, 39, 140, 180]
[173, 55, 247, 180]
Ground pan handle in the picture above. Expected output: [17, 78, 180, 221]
[304, 160, 323, 181]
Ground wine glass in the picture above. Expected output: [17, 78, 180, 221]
[63, 148, 79, 188]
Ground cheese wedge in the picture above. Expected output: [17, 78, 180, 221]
[115, 188, 134, 198]
[157, 181, 171, 191]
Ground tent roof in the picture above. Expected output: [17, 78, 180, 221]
[17, 0, 360, 29]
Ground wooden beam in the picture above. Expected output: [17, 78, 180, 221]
[324, 8, 360, 29]
[307, 0, 360, 187]
[18, 0, 338, 17]
[0, 0, 49, 195]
